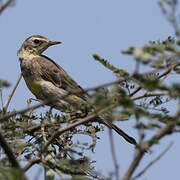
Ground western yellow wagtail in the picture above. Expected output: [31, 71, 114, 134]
[17, 35, 136, 145]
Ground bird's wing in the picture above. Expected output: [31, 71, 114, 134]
[36, 55, 88, 101]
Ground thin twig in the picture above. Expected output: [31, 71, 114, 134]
[0, 89, 4, 114]
[159, 0, 180, 37]
[41, 112, 98, 153]
[123, 148, 145, 180]
[123, 123, 175, 180]
[0, 0, 14, 14]
[132, 142, 173, 180]
[129, 62, 179, 97]
[23, 157, 41, 172]
[109, 129, 119, 180]
[85, 79, 125, 91]
[3, 74, 22, 114]
[0, 131, 20, 168]
[129, 87, 142, 97]
[0, 100, 47, 122]
[131, 92, 168, 101]
[25, 124, 52, 134]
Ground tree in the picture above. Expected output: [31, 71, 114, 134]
[0, 0, 180, 179]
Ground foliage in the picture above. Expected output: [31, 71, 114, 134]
[0, 0, 180, 180]
[0, 79, 10, 88]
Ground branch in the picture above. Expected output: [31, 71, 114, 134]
[0, 100, 47, 122]
[0, 0, 14, 14]
[3, 74, 22, 114]
[159, 0, 180, 37]
[131, 91, 168, 101]
[123, 123, 175, 180]
[0, 131, 27, 179]
[132, 142, 173, 180]
[25, 124, 52, 134]
[123, 148, 145, 180]
[23, 113, 102, 174]
[129, 62, 179, 97]
[109, 129, 119, 180]
[85, 78, 125, 91]
[41, 100, 138, 153]
[23, 157, 41, 172]
[0, 89, 4, 114]
[0, 131, 20, 168]
[25, 91, 168, 135]
[129, 87, 142, 97]
[41, 112, 97, 153]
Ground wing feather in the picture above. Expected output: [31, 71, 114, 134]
[36, 55, 88, 101]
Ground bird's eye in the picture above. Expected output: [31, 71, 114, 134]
[33, 39, 40, 44]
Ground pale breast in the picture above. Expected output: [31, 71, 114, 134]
[19, 58, 43, 99]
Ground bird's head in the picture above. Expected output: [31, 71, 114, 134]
[17, 35, 61, 59]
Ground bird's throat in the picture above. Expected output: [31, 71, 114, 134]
[18, 49, 38, 60]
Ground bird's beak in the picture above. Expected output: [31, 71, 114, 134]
[49, 40, 62, 46]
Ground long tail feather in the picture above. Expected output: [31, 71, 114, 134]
[101, 121, 137, 146]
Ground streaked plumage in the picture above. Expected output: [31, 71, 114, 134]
[18, 35, 87, 111]
[17, 35, 137, 145]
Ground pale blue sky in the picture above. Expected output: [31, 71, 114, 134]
[0, 0, 178, 179]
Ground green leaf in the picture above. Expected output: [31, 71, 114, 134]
[93, 54, 129, 78]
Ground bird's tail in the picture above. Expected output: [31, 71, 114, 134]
[100, 120, 137, 146]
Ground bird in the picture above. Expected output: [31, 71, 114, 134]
[17, 35, 137, 146]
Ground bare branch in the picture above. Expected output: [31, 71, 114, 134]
[0, 131, 20, 168]
[159, 0, 180, 37]
[0, 0, 14, 14]
[132, 142, 173, 180]
[0, 131, 27, 179]
[132, 91, 168, 101]
[0, 89, 4, 114]
[129, 87, 142, 97]
[23, 157, 41, 172]
[0, 100, 47, 122]
[123, 123, 175, 180]
[123, 148, 145, 180]
[109, 129, 119, 180]
[3, 74, 22, 114]
[129, 62, 179, 97]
